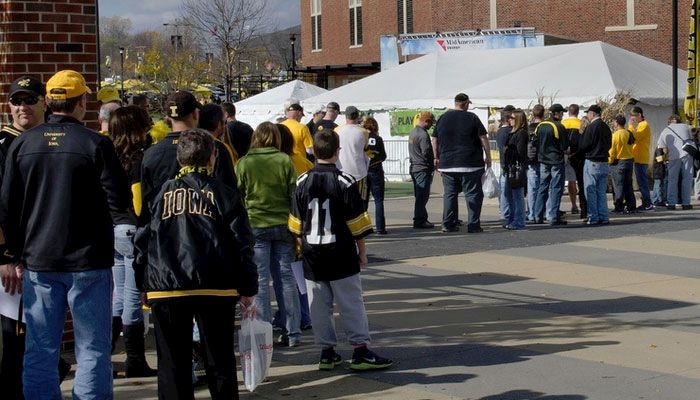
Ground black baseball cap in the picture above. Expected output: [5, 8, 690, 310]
[549, 103, 566, 113]
[585, 104, 602, 114]
[9, 76, 44, 98]
[287, 103, 303, 112]
[166, 91, 201, 119]
[454, 93, 472, 103]
[326, 101, 340, 111]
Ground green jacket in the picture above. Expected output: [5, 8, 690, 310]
[235, 147, 296, 228]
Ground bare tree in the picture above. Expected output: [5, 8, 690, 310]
[181, 0, 271, 100]
[99, 16, 133, 79]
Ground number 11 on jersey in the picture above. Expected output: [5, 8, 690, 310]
[307, 198, 336, 245]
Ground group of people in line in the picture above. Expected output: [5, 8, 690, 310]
[407, 94, 699, 233]
[0, 70, 698, 400]
[0, 71, 392, 400]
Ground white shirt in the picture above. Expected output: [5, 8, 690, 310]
[658, 123, 694, 161]
[335, 123, 369, 180]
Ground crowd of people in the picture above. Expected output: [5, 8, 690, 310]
[0, 70, 698, 400]
[407, 94, 700, 232]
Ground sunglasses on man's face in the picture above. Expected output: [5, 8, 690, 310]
[9, 96, 39, 106]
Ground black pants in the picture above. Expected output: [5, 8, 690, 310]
[151, 296, 238, 400]
[612, 159, 637, 212]
[571, 157, 588, 218]
[1, 315, 24, 400]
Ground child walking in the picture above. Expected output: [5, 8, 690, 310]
[288, 129, 393, 371]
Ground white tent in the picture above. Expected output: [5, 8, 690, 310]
[302, 41, 687, 180]
[303, 41, 686, 112]
[235, 79, 327, 127]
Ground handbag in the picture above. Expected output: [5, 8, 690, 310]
[504, 144, 526, 188]
[667, 126, 700, 160]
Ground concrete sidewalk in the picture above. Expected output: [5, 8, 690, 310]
[60, 189, 700, 399]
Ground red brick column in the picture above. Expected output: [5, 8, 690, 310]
[0, 0, 99, 128]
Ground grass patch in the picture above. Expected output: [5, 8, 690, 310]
[385, 181, 414, 198]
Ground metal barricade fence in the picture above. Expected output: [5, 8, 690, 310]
[382, 138, 501, 181]
[383, 139, 411, 181]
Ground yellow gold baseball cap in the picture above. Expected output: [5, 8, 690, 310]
[96, 86, 121, 103]
[46, 70, 92, 100]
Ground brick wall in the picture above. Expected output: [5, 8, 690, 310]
[0, 0, 99, 128]
[302, 0, 692, 73]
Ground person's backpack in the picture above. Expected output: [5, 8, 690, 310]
[627, 129, 635, 145]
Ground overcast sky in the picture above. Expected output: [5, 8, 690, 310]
[98, 0, 300, 33]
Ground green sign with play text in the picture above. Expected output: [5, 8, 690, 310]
[389, 109, 446, 136]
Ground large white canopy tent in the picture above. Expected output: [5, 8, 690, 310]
[234, 79, 328, 127]
[302, 41, 687, 179]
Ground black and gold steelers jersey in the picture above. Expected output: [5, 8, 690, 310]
[289, 162, 372, 281]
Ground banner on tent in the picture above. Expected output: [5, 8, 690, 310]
[389, 109, 447, 136]
[399, 34, 544, 56]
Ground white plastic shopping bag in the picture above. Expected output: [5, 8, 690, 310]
[482, 167, 500, 199]
[238, 316, 273, 392]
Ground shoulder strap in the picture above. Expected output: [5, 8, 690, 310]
[534, 121, 560, 140]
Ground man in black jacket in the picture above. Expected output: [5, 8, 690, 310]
[409, 111, 435, 229]
[532, 104, 569, 225]
[140, 91, 237, 225]
[579, 104, 612, 225]
[0, 70, 130, 398]
[134, 129, 257, 399]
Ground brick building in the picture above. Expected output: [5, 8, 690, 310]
[0, 0, 99, 127]
[301, 0, 691, 89]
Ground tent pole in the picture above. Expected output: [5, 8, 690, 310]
[673, 0, 679, 113]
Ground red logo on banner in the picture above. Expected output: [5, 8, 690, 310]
[436, 39, 447, 51]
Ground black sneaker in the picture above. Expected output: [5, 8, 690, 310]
[319, 351, 343, 370]
[350, 349, 393, 371]
[441, 226, 459, 233]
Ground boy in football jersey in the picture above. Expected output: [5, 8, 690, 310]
[288, 130, 392, 371]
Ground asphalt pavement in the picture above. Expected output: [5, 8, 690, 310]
[61, 187, 700, 400]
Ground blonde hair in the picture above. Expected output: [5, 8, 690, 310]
[250, 121, 281, 149]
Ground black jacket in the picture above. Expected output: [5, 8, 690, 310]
[133, 171, 258, 301]
[535, 119, 568, 165]
[140, 132, 237, 225]
[367, 132, 387, 172]
[580, 118, 612, 162]
[0, 115, 130, 271]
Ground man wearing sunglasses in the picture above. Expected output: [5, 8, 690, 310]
[1, 76, 46, 165]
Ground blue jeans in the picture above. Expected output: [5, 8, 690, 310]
[652, 178, 666, 205]
[526, 163, 541, 220]
[584, 160, 610, 223]
[667, 156, 694, 205]
[441, 169, 484, 231]
[499, 174, 511, 223]
[253, 225, 301, 340]
[504, 182, 526, 229]
[112, 224, 143, 325]
[534, 163, 565, 222]
[23, 268, 113, 400]
[411, 169, 433, 225]
[367, 169, 386, 231]
[634, 163, 652, 207]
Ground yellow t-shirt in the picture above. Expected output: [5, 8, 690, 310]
[281, 119, 313, 157]
[609, 128, 634, 164]
[290, 153, 313, 176]
[629, 120, 651, 164]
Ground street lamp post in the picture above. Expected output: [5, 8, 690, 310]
[119, 47, 125, 102]
[672, 0, 678, 113]
[290, 34, 297, 80]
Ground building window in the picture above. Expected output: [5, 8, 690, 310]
[397, 0, 413, 34]
[349, 0, 362, 47]
[605, 0, 657, 32]
[311, 0, 322, 51]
